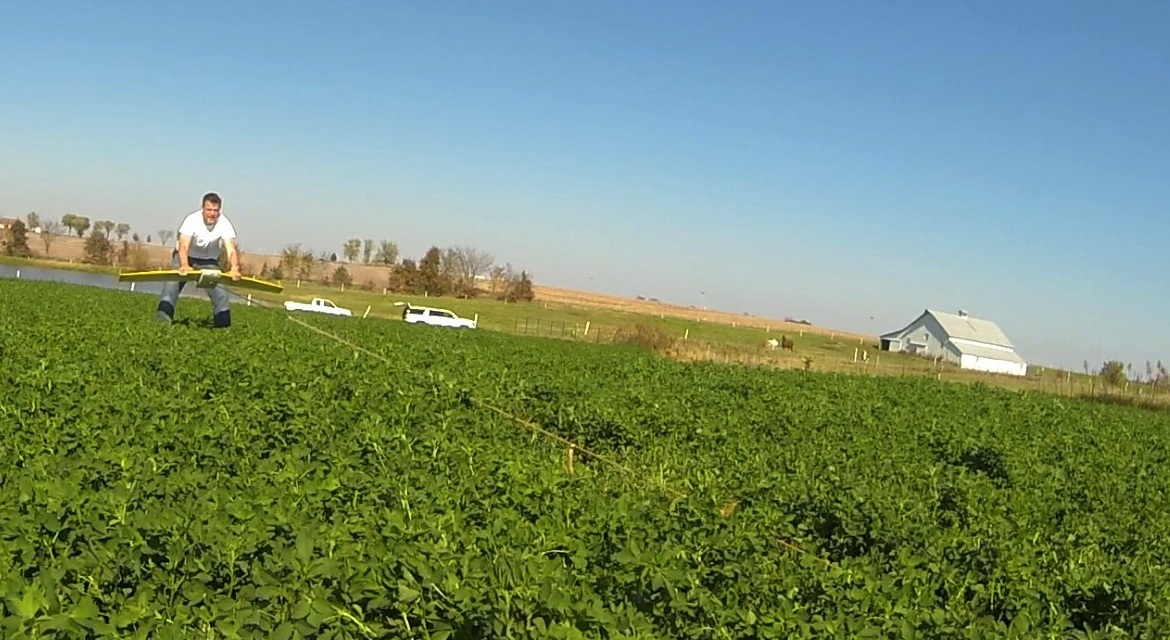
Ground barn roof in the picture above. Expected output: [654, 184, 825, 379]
[926, 309, 1016, 348]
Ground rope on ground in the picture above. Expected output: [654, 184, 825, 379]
[222, 288, 831, 568]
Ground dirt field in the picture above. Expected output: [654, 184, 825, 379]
[530, 285, 860, 339]
[26, 234, 868, 340]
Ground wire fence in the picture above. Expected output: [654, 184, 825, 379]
[507, 317, 625, 343]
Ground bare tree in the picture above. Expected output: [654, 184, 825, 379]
[362, 239, 374, 264]
[39, 221, 61, 255]
[442, 245, 494, 287]
[488, 263, 510, 295]
[157, 229, 174, 246]
[314, 251, 332, 281]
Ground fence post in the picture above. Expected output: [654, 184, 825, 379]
[584, 321, 591, 337]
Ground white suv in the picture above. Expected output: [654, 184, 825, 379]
[398, 303, 477, 329]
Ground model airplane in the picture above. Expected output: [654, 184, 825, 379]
[117, 268, 284, 293]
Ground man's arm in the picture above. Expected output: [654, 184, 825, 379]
[177, 234, 192, 274]
[225, 237, 241, 278]
[220, 218, 240, 278]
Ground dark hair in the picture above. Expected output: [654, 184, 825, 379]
[202, 192, 222, 206]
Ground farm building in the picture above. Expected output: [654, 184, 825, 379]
[880, 309, 1028, 377]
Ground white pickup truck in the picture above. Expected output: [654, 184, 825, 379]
[398, 303, 477, 329]
[283, 297, 353, 317]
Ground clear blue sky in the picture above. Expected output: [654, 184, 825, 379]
[2, 0, 1167, 372]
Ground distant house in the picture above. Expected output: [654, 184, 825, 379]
[880, 309, 1028, 377]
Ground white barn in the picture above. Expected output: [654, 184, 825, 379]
[879, 309, 1028, 377]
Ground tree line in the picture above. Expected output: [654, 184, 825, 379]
[0, 211, 162, 268]
[4, 212, 536, 303]
[1092, 359, 1170, 389]
[262, 241, 534, 302]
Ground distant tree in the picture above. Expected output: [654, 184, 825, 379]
[39, 221, 61, 255]
[313, 252, 333, 281]
[375, 240, 399, 265]
[362, 239, 374, 264]
[94, 220, 116, 239]
[83, 228, 112, 264]
[115, 222, 131, 241]
[487, 264, 510, 296]
[132, 232, 140, 243]
[263, 263, 285, 281]
[1099, 360, 1126, 387]
[63, 214, 89, 238]
[332, 265, 353, 287]
[387, 259, 422, 294]
[418, 246, 451, 295]
[1156, 361, 1170, 389]
[343, 238, 362, 263]
[442, 245, 494, 289]
[492, 263, 534, 302]
[25, 211, 39, 230]
[281, 243, 314, 279]
[504, 270, 535, 302]
[4, 219, 31, 257]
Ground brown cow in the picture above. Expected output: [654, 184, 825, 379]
[781, 336, 794, 351]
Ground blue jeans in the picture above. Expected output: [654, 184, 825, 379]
[156, 250, 232, 327]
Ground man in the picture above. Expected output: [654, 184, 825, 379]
[156, 192, 242, 328]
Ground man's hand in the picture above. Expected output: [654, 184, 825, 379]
[229, 266, 241, 280]
[178, 264, 190, 276]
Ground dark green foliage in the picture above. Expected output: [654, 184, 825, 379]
[4, 219, 31, 256]
[1, 279, 1169, 638]
[83, 229, 113, 265]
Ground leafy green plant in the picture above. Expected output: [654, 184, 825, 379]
[1, 278, 1169, 638]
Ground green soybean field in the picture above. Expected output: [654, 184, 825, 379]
[2, 278, 1168, 639]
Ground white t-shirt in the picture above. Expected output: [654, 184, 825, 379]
[176, 210, 237, 261]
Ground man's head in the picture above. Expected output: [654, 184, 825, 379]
[201, 192, 222, 226]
